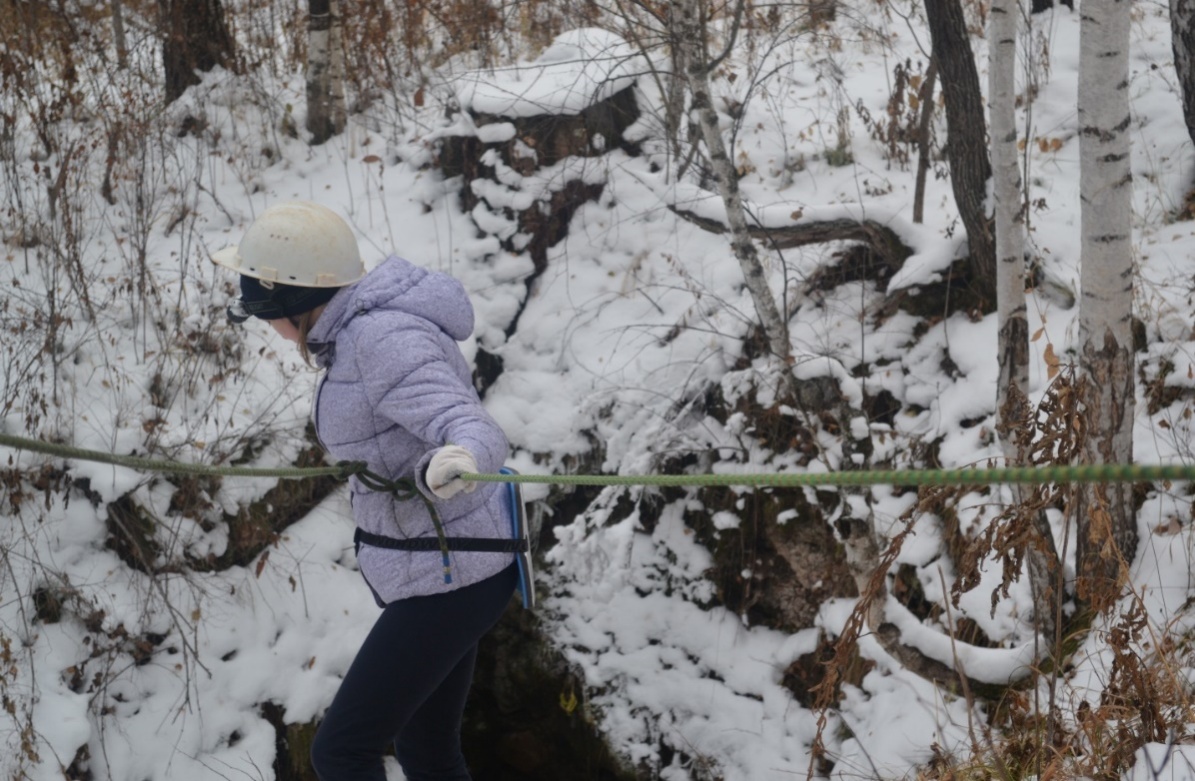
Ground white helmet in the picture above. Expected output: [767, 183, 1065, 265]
[211, 201, 365, 287]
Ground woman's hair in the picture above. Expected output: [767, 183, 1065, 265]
[292, 307, 323, 366]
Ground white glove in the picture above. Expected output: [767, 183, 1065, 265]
[426, 445, 478, 499]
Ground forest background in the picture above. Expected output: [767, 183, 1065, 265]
[3, 0, 1195, 779]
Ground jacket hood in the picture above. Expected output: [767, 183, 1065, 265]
[308, 256, 475, 351]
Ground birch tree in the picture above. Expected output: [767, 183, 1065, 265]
[992, 0, 1028, 425]
[669, 0, 795, 387]
[990, 0, 1060, 642]
[307, 0, 347, 144]
[1076, 0, 1136, 610]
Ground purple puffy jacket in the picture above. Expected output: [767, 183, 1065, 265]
[307, 256, 513, 603]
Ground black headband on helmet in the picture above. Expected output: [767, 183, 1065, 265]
[227, 275, 340, 325]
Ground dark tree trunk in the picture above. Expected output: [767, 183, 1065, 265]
[159, 0, 234, 103]
[923, 0, 995, 297]
[1031, 0, 1074, 12]
[112, 0, 129, 67]
[913, 59, 938, 224]
[1173, 0, 1195, 148]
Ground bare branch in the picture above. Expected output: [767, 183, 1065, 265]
[669, 204, 913, 270]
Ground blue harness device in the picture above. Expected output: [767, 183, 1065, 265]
[500, 467, 536, 610]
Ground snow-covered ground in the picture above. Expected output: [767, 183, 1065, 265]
[2, 0, 1195, 779]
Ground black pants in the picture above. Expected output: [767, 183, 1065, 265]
[310, 564, 517, 781]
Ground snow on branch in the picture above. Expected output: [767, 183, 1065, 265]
[629, 169, 969, 293]
[450, 28, 646, 118]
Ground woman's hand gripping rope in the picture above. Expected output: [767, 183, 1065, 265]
[426, 445, 479, 499]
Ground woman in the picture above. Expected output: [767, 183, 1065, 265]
[212, 200, 519, 781]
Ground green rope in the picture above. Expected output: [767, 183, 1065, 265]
[460, 462, 1195, 488]
[0, 432, 362, 480]
[2, 431, 1194, 489]
[0, 432, 451, 584]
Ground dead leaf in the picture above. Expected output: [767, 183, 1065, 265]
[255, 550, 269, 579]
[1031, 327, 1045, 342]
[1043, 342, 1060, 380]
[1155, 517, 1182, 535]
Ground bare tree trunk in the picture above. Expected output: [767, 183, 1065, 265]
[924, 0, 995, 295]
[611, 0, 689, 171]
[990, 0, 1059, 644]
[159, 0, 235, 104]
[913, 60, 938, 225]
[992, 0, 1027, 416]
[666, 30, 690, 169]
[112, 0, 129, 68]
[671, 0, 794, 382]
[330, 0, 347, 128]
[1172, 0, 1195, 148]
[307, 0, 347, 144]
[1077, 0, 1136, 612]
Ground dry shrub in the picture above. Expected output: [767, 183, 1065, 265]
[0, 0, 86, 75]
[954, 372, 1084, 615]
[856, 58, 935, 171]
[917, 371, 1195, 778]
[808, 367, 1195, 779]
[919, 601, 1195, 781]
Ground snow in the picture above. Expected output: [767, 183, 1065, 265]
[453, 28, 645, 117]
[3, 2, 1195, 780]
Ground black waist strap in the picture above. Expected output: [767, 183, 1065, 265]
[354, 527, 529, 553]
